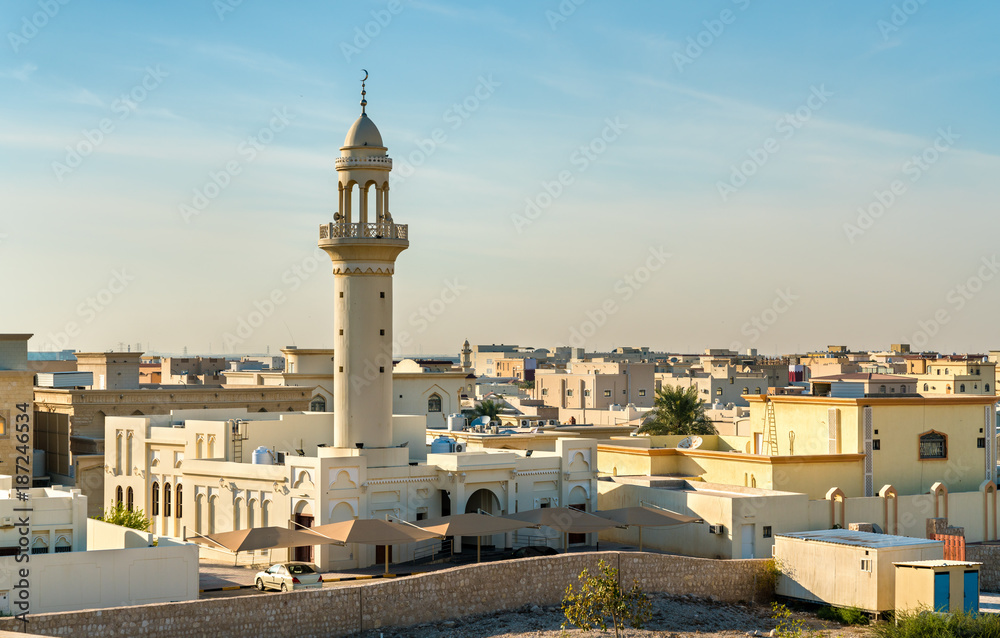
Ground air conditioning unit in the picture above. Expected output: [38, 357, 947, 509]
[520, 419, 529, 427]
[454, 442, 467, 453]
[275, 451, 286, 465]
[708, 524, 724, 535]
[0, 517, 13, 527]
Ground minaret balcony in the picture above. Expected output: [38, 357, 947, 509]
[319, 221, 408, 241]
[334, 156, 393, 170]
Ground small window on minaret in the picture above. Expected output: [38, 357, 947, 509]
[380, 292, 385, 298]
[339, 329, 344, 335]
[380, 367, 385, 373]
[339, 292, 344, 298]
[339, 366, 344, 373]
[380, 329, 385, 336]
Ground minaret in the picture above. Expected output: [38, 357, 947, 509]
[320, 75, 408, 449]
[461, 339, 472, 372]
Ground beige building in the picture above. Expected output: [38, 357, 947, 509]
[161, 356, 226, 385]
[0, 335, 34, 479]
[657, 364, 770, 407]
[532, 362, 655, 417]
[908, 356, 997, 396]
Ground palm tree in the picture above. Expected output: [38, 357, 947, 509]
[471, 398, 505, 423]
[637, 385, 717, 436]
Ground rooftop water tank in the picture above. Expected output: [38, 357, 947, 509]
[251, 446, 273, 465]
[447, 414, 467, 432]
[430, 436, 455, 454]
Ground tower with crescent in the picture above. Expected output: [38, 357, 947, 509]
[319, 73, 408, 450]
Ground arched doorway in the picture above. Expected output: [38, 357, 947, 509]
[293, 501, 315, 563]
[568, 485, 589, 545]
[464, 488, 502, 552]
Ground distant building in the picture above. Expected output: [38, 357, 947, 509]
[0, 334, 35, 477]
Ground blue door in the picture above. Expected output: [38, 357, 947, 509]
[934, 572, 950, 613]
[965, 571, 979, 614]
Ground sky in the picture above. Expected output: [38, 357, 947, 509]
[2, 0, 999, 357]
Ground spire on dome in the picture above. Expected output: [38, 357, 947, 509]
[360, 69, 368, 115]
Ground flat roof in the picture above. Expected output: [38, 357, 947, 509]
[894, 560, 981, 568]
[777, 529, 943, 549]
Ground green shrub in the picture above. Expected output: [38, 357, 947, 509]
[94, 502, 151, 531]
[817, 605, 869, 626]
[562, 560, 652, 638]
[871, 611, 1000, 638]
[772, 602, 818, 638]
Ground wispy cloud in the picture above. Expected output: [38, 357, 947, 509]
[0, 63, 38, 82]
[68, 88, 106, 108]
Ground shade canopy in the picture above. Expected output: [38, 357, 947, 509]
[504, 507, 619, 533]
[596, 506, 702, 528]
[190, 526, 335, 553]
[414, 513, 533, 537]
[306, 519, 442, 545]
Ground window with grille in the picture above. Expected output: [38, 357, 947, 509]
[919, 432, 947, 459]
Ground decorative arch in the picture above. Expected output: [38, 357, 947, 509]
[826, 487, 846, 529]
[309, 396, 327, 412]
[982, 480, 998, 542]
[115, 431, 123, 474]
[126, 487, 134, 511]
[163, 482, 172, 518]
[234, 497, 243, 530]
[293, 470, 315, 490]
[116, 485, 123, 505]
[293, 500, 313, 518]
[331, 470, 357, 490]
[151, 482, 160, 516]
[330, 500, 356, 522]
[31, 537, 49, 555]
[930, 481, 948, 519]
[175, 483, 183, 519]
[569, 484, 589, 505]
[247, 498, 257, 528]
[125, 431, 134, 475]
[261, 500, 271, 527]
[568, 451, 591, 473]
[464, 488, 502, 516]
[208, 495, 218, 533]
[195, 493, 205, 533]
[879, 485, 898, 535]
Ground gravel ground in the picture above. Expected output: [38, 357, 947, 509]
[355, 594, 873, 638]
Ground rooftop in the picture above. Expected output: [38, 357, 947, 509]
[777, 529, 942, 549]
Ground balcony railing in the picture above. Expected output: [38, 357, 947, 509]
[334, 156, 393, 170]
[319, 222, 408, 241]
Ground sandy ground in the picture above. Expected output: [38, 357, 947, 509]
[353, 594, 873, 638]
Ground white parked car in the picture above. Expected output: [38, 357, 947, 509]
[254, 562, 323, 592]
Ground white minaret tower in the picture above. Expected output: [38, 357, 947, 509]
[320, 74, 408, 450]
[461, 339, 472, 372]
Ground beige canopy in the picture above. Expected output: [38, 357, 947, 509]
[504, 507, 620, 533]
[414, 513, 535, 562]
[189, 526, 336, 554]
[306, 519, 442, 545]
[597, 506, 702, 527]
[596, 506, 703, 551]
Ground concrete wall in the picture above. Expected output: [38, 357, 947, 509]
[0, 552, 769, 637]
[0, 543, 198, 615]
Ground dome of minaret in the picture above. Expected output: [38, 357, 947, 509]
[343, 112, 384, 148]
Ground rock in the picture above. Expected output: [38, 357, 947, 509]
[530, 605, 541, 614]
[442, 620, 456, 628]
[769, 630, 776, 637]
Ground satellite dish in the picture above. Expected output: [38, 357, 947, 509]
[472, 415, 491, 427]
[677, 437, 693, 449]
[690, 436, 703, 449]
[871, 523, 884, 534]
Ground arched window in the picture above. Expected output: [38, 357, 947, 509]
[115, 432, 123, 474]
[919, 431, 947, 460]
[116, 486, 123, 505]
[901, 385, 907, 393]
[742, 387, 749, 395]
[309, 397, 326, 412]
[261, 501, 270, 527]
[427, 393, 442, 413]
[175, 484, 183, 518]
[0, 415, 6, 437]
[879, 385, 886, 393]
[125, 433, 133, 475]
[152, 482, 160, 516]
[163, 482, 172, 517]
[755, 387, 761, 394]
[716, 388, 723, 396]
[234, 498, 243, 530]
[960, 384, 966, 393]
[923, 383, 929, 391]
[248, 498, 257, 528]
[126, 487, 134, 511]
[987, 384, 992, 392]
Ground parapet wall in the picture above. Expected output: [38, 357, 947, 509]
[0, 552, 770, 637]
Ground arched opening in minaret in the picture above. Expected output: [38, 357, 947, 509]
[347, 180, 360, 225]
